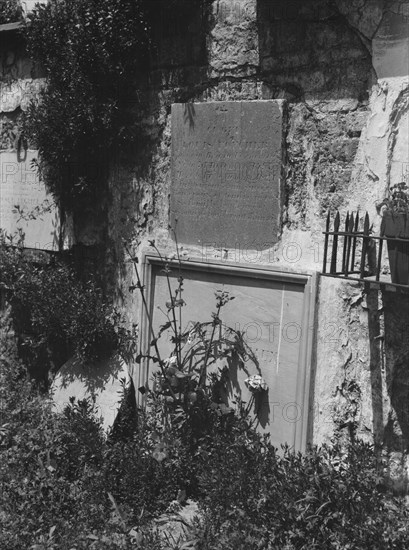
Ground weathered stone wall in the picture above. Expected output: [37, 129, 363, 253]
[3, 0, 407, 478]
[0, 25, 64, 249]
[102, 0, 409, 473]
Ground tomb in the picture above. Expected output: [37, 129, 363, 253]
[0, 150, 60, 249]
[170, 100, 285, 249]
[139, 255, 316, 451]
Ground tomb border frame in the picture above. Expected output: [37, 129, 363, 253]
[138, 253, 317, 451]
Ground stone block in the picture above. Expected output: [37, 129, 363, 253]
[0, 150, 60, 249]
[140, 256, 316, 451]
[170, 100, 285, 249]
[51, 354, 130, 433]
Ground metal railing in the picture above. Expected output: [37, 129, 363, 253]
[322, 211, 409, 291]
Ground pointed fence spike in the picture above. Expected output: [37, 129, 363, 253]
[323, 210, 331, 274]
[354, 210, 360, 232]
[364, 212, 370, 233]
[342, 212, 350, 274]
[334, 211, 340, 231]
[376, 235, 383, 282]
[325, 210, 330, 231]
[330, 211, 340, 274]
[350, 210, 360, 272]
[360, 212, 370, 278]
[345, 213, 354, 277]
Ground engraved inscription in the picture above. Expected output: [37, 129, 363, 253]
[0, 150, 60, 248]
[170, 101, 284, 247]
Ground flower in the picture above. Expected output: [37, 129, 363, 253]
[164, 355, 177, 367]
[187, 328, 196, 345]
[244, 375, 268, 393]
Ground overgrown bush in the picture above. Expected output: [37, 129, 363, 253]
[2, 337, 409, 549]
[196, 434, 409, 549]
[22, 0, 211, 216]
[0, 360, 117, 549]
[2, 241, 409, 548]
[0, 242, 136, 384]
[0, 0, 22, 25]
[23, 0, 151, 213]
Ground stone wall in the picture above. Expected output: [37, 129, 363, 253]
[3, 0, 408, 480]
[98, 0, 409, 463]
[101, 0, 409, 477]
[0, 24, 64, 249]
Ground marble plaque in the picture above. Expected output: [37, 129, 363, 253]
[139, 256, 316, 451]
[0, 150, 60, 249]
[170, 100, 284, 248]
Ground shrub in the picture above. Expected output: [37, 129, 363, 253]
[0, 350, 108, 549]
[0, 0, 22, 25]
[22, 0, 211, 216]
[0, 242, 136, 384]
[2, 338, 409, 549]
[22, 0, 150, 214]
[196, 436, 409, 549]
[2, 242, 409, 548]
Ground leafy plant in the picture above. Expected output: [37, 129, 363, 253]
[0, 0, 22, 25]
[22, 0, 151, 214]
[2, 291, 409, 549]
[0, 238, 137, 385]
[126, 239, 261, 438]
[376, 181, 409, 214]
[196, 438, 409, 550]
[22, 0, 211, 217]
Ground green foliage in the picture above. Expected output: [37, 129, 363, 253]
[22, 0, 211, 214]
[128, 241, 258, 423]
[0, 0, 22, 24]
[196, 435, 409, 550]
[23, 0, 150, 212]
[0, 241, 136, 383]
[124, 241, 409, 548]
[2, 243, 409, 548]
[2, 339, 409, 549]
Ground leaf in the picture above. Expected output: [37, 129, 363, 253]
[107, 492, 127, 529]
[181, 541, 200, 549]
[129, 528, 143, 544]
[158, 321, 172, 337]
[219, 403, 234, 415]
[174, 370, 188, 379]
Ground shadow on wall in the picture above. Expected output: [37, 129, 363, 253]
[256, 0, 372, 101]
[367, 288, 409, 488]
[108, 0, 209, 297]
[256, 0, 375, 219]
[382, 292, 409, 450]
[373, 10, 409, 80]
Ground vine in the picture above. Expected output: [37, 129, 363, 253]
[22, 0, 211, 218]
[23, 0, 151, 215]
